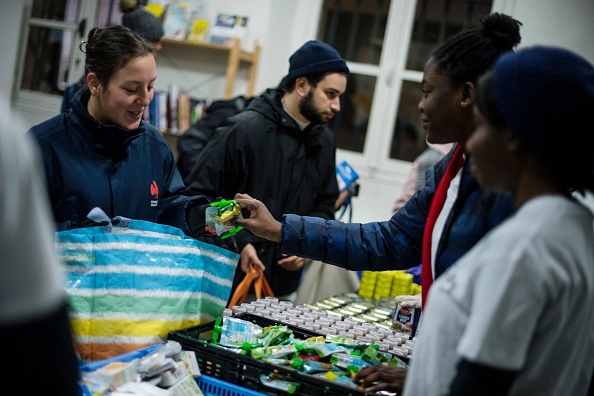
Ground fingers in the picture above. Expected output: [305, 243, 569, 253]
[239, 243, 266, 274]
[234, 193, 253, 200]
[234, 193, 254, 208]
[240, 257, 252, 273]
[354, 366, 381, 385]
[353, 366, 406, 393]
[277, 256, 306, 271]
[253, 260, 266, 272]
[360, 381, 394, 393]
[233, 193, 282, 243]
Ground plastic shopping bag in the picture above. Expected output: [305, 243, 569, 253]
[57, 215, 239, 362]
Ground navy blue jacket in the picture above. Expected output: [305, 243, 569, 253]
[28, 90, 207, 235]
[281, 145, 515, 278]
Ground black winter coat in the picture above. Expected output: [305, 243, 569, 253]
[185, 88, 339, 296]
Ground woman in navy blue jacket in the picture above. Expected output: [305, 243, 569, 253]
[28, 25, 210, 238]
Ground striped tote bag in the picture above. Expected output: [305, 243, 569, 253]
[57, 216, 239, 362]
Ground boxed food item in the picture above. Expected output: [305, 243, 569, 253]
[392, 295, 422, 338]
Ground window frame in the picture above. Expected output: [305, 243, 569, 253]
[310, 0, 510, 186]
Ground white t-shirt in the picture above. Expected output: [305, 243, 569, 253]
[431, 169, 462, 277]
[404, 196, 594, 396]
[0, 110, 66, 324]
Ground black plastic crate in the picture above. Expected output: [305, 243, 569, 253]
[167, 313, 381, 396]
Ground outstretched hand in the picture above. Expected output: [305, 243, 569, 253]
[353, 366, 407, 393]
[234, 193, 282, 243]
[277, 254, 307, 271]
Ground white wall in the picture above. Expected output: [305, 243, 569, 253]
[506, 0, 594, 63]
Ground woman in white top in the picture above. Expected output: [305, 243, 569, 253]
[404, 46, 594, 395]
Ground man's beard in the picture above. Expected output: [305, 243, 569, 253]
[299, 89, 327, 124]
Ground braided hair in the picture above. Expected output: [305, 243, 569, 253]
[432, 13, 522, 86]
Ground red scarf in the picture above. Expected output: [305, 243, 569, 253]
[421, 145, 464, 308]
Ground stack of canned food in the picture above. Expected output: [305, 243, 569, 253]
[227, 293, 416, 359]
[358, 270, 420, 299]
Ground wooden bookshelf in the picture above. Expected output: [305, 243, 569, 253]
[160, 37, 261, 99]
[157, 38, 261, 160]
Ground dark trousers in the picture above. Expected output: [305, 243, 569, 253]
[0, 301, 80, 395]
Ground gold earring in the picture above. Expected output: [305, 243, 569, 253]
[461, 101, 467, 108]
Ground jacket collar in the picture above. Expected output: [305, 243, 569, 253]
[71, 90, 144, 154]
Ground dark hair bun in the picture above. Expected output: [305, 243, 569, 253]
[119, 0, 140, 13]
[481, 12, 522, 49]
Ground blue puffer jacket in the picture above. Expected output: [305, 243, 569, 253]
[281, 145, 514, 278]
[28, 90, 207, 235]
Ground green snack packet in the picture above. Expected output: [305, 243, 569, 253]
[260, 324, 293, 347]
[260, 374, 299, 394]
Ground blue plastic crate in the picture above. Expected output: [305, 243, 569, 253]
[196, 375, 266, 396]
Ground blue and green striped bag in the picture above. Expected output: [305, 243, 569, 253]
[57, 216, 239, 362]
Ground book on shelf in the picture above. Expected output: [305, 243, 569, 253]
[145, 0, 168, 18]
[209, 13, 248, 46]
[162, 2, 194, 40]
[147, 90, 165, 132]
[187, 19, 209, 42]
[159, 92, 168, 132]
[168, 84, 179, 134]
[177, 94, 191, 133]
[146, 90, 209, 135]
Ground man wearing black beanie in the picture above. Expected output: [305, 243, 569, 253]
[185, 40, 349, 303]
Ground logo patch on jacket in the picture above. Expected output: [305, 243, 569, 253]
[150, 181, 159, 207]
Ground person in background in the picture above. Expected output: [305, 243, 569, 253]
[120, 0, 164, 51]
[392, 141, 453, 213]
[0, 99, 79, 395]
[176, 95, 253, 181]
[184, 40, 349, 302]
[61, 0, 164, 113]
[404, 45, 594, 396]
[230, 13, 522, 392]
[28, 25, 219, 246]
